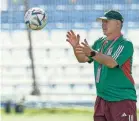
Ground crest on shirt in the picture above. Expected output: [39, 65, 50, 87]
[107, 47, 113, 55]
[97, 48, 100, 52]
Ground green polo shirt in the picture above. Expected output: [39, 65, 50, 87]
[92, 35, 137, 101]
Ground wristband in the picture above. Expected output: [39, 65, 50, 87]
[88, 56, 93, 63]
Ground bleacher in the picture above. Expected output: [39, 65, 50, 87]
[0, 0, 139, 107]
[1, 0, 139, 30]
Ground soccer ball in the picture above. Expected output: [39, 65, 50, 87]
[24, 7, 47, 30]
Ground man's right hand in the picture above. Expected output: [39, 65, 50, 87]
[66, 30, 80, 48]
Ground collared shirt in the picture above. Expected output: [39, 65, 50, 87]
[92, 35, 137, 101]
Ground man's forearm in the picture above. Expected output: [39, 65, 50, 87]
[92, 52, 118, 68]
[73, 48, 89, 63]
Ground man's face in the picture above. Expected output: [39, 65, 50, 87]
[102, 19, 120, 36]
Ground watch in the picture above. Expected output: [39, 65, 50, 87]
[87, 51, 96, 63]
[90, 51, 96, 57]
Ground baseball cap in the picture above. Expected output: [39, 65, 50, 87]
[96, 10, 124, 23]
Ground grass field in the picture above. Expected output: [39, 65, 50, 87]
[1, 108, 139, 121]
[1, 113, 92, 121]
[1, 108, 93, 121]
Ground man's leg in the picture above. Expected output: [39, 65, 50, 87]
[106, 100, 137, 121]
[93, 96, 107, 121]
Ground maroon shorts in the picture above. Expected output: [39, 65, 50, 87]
[94, 96, 137, 121]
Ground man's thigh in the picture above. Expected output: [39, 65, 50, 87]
[94, 96, 107, 121]
[107, 100, 137, 121]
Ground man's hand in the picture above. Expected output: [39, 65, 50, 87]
[66, 30, 89, 63]
[75, 39, 93, 56]
[66, 30, 80, 48]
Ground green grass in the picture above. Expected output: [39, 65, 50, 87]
[1, 108, 139, 121]
[1, 108, 93, 121]
[1, 113, 92, 121]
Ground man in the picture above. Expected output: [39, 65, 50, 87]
[66, 10, 137, 121]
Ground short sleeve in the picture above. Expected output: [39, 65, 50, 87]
[111, 41, 134, 66]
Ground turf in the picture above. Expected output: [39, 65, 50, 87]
[1, 113, 92, 121]
[1, 108, 139, 121]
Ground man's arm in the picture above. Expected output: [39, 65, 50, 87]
[92, 41, 134, 68]
[92, 51, 118, 68]
[73, 46, 89, 63]
[74, 46, 118, 67]
[78, 40, 133, 68]
[75, 42, 118, 68]
[66, 30, 89, 63]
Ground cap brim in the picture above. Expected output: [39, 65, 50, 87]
[96, 17, 108, 22]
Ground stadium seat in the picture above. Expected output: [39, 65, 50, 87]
[11, 31, 29, 48]
[0, 32, 12, 48]
[88, 29, 104, 45]
[72, 85, 95, 95]
[134, 48, 139, 65]
[127, 29, 139, 47]
[50, 30, 68, 45]
[32, 31, 50, 47]
[80, 64, 94, 76]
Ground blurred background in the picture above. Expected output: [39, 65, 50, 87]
[0, 0, 139, 121]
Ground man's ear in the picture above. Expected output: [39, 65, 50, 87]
[117, 20, 122, 28]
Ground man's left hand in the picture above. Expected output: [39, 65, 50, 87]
[78, 39, 92, 56]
